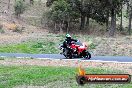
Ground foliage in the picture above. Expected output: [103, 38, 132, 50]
[49, 0, 71, 22]
[0, 29, 5, 34]
[12, 26, 24, 33]
[47, 0, 80, 31]
[0, 24, 5, 33]
[14, 0, 26, 17]
[45, 0, 129, 36]
[0, 24, 3, 29]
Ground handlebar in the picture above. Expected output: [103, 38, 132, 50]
[71, 41, 75, 44]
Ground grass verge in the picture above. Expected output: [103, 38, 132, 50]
[0, 34, 96, 54]
[0, 65, 131, 88]
[0, 41, 59, 54]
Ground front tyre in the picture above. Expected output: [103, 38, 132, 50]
[63, 48, 73, 59]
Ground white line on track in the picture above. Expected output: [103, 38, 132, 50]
[1, 56, 132, 64]
[36, 58, 132, 64]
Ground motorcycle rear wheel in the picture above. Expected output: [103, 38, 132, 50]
[84, 51, 91, 59]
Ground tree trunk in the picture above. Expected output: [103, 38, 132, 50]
[109, 8, 116, 37]
[127, 1, 129, 14]
[106, 10, 109, 31]
[80, 0, 85, 30]
[128, 0, 132, 35]
[80, 14, 85, 30]
[66, 21, 70, 33]
[120, 4, 123, 31]
[54, 23, 57, 32]
[59, 23, 63, 33]
[39, 0, 41, 5]
[8, 0, 10, 9]
[128, 9, 132, 35]
[64, 21, 68, 31]
[30, 0, 34, 4]
[86, 16, 89, 29]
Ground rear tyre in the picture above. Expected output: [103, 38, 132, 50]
[85, 51, 91, 59]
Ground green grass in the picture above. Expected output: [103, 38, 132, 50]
[0, 34, 96, 54]
[0, 40, 59, 54]
[0, 65, 131, 88]
[0, 28, 5, 34]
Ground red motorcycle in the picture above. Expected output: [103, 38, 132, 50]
[59, 40, 91, 59]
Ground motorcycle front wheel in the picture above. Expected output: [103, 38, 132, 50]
[63, 49, 73, 59]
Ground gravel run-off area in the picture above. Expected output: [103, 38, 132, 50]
[0, 58, 132, 75]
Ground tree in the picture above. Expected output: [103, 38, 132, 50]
[46, 0, 126, 36]
[128, 0, 132, 35]
[14, 0, 26, 18]
[47, 0, 79, 32]
[118, 0, 126, 31]
[99, 0, 125, 36]
[73, 0, 108, 30]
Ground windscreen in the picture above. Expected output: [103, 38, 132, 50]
[74, 41, 83, 46]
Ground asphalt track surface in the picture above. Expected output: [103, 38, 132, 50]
[0, 53, 132, 62]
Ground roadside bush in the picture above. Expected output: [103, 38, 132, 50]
[13, 26, 25, 33]
[0, 24, 5, 34]
[89, 43, 96, 49]
[0, 29, 5, 34]
[0, 24, 3, 29]
[32, 42, 43, 48]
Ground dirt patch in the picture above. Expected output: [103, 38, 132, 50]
[1, 58, 132, 75]
[92, 36, 132, 56]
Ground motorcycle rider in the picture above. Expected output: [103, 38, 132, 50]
[61, 34, 77, 54]
[60, 34, 91, 59]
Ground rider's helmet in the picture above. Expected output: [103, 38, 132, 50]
[66, 34, 71, 39]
